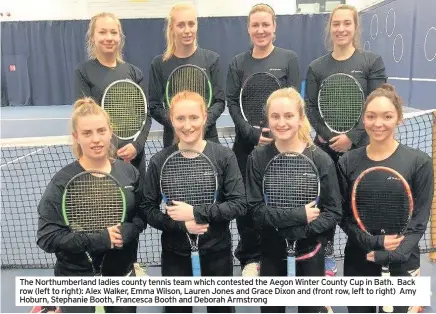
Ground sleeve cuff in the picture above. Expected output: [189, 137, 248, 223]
[374, 250, 389, 264]
[193, 205, 209, 224]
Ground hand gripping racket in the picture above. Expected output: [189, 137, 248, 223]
[240, 72, 282, 130]
[160, 149, 218, 276]
[165, 64, 213, 109]
[102, 79, 147, 141]
[318, 73, 364, 134]
[262, 152, 321, 276]
[62, 170, 127, 313]
[351, 166, 413, 313]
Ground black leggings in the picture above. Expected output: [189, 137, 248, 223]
[161, 249, 234, 313]
[259, 246, 325, 313]
[344, 245, 412, 313]
[233, 143, 261, 267]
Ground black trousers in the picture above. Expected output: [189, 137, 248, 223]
[344, 244, 411, 313]
[161, 248, 234, 313]
[233, 143, 261, 267]
[314, 137, 344, 246]
[259, 246, 326, 313]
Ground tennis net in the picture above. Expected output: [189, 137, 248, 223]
[1, 110, 435, 269]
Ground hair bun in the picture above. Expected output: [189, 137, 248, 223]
[73, 97, 95, 110]
[379, 83, 395, 92]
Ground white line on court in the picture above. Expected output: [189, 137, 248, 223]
[1, 114, 232, 121]
[0, 117, 69, 121]
[389, 77, 436, 82]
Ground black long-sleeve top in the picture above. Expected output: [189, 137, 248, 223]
[74, 59, 152, 155]
[37, 160, 146, 276]
[338, 144, 433, 271]
[305, 50, 387, 147]
[226, 47, 300, 150]
[141, 141, 246, 256]
[148, 48, 225, 147]
[245, 143, 342, 257]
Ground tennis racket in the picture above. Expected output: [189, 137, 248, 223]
[351, 166, 413, 313]
[165, 64, 213, 109]
[240, 72, 282, 130]
[262, 152, 320, 277]
[318, 73, 364, 134]
[62, 170, 127, 313]
[101, 79, 147, 141]
[160, 149, 218, 276]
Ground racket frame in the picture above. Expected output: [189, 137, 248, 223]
[159, 149, 218, 277]
[351, 166, 414, 235]
[62, 170, 127, 228]
[317, 73, 365, 134]
[351, 166, 414, 314]
[165, 64, 213, 109]
[262, 151, 321, 277]
[239, 72, 282, 127]
[62, 170, 127, 280]
[101, 79, 147, 141]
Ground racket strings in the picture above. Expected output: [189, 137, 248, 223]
[168, 67, 210, 106]
[319, 75, 364, 133]
[241, 75, 281, 126]
[65, 174, 124, 232]
[264, 155, 319, 210]
[161, 153, 216, 207]
[355, 172, 410, 235]
[104, 82, 146, 138]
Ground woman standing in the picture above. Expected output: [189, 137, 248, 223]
[141, 91, 246, 313]
[148, 3, 225, 148]
[246, 88, 342, 313]
[37, 98, 146, 313]
[74, 12, 152, 173]
[305, 4, 387, 276]
[226, 3, 301, 276]
[338, 84, 433, 313]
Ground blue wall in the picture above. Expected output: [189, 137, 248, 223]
[1, 14, 328, 106]
[361, 0, 436, 110]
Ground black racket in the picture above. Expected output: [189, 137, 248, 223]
[352, 166, 413, 313]
[160, 149, 218, 276]
[102, 79, 147, 141]
[240, 72, 282, 130]
[262, 152, 320, 277]
[318, 73, 364, 134]
[62, 170, 127, 313]
[165, 64, 213, 109]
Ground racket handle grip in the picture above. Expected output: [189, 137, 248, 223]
[191, 251, 201, 277]
[300, 80, 306, 97]
[287, 256, 296, 277]
[381, 266, 393, 313]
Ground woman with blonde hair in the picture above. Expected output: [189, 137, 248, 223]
[246, 88, 342, 313]
[226, 3, 301, 276]
[141, 91, 245, 313]
[74, 12, 152, 173]
[305, 4, 387, 276]
[37, 98, 145, 313]
[148, 2, 225, 148]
